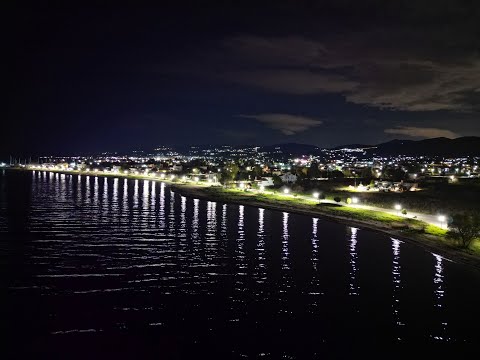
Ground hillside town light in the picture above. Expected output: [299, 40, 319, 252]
[313, 192, 319, 199]
[283, 188, 290, 194]
[239, 183, 245, 189]
[352, 197, 359, 204]
[160, 173, 165, 179]
[194, 177, 199, 182]
[170, 175, 175, 180]
[182, 175, 187, 181]
[259, 185, 265, 191]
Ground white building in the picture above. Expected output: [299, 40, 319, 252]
[258, 177, 274, 187]
[280, 172, 297, 184]
[172, 164, 183, 172]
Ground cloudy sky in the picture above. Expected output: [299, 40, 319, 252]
[5, 1, 480, 156]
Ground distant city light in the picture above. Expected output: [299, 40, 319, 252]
[352, 197, 359, 204]
[170, 175, 175, 180]
[259, 185, 265, 191]
[194, 177, 199, 182]
[394, 204, 402, 211]
[438, 215, 446, 223]
[313, 192, 319, 199]
[283, 188, 290, 194]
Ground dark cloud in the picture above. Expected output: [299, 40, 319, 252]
[221, 34, 480, 112]
[239, 113, 323, 135]
[384, 126, 460, 138]
[228, 69, 357, 95]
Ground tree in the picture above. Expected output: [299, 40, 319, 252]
[294, 166, 308, 179]
[220, 163, 239, 184]
[447, 213, 480, 249]
[252, 165, 263, 179]
[272, 174, 283, 187]
[307, 162, 321, 179]
[330, 170, 345, 179]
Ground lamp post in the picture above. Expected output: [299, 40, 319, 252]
[394, 204, 402, 215]
[438, 215, 446, 229]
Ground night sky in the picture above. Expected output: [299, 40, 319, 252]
[5, 1, 480, 157]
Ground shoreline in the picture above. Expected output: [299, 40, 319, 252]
[170, 183, 480, 270]
[15, 168, 480, 270]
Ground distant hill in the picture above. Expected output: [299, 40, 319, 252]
[332, 143, 373, 150]
[371, 137, 480, 156]
[260, 142, 321, 155]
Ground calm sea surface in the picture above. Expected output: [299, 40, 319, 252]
[2, 170, 479, 357]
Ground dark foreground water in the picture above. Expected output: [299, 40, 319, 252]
[1, 170, 479, 358]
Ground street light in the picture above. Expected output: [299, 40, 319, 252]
[313, 192, 319, 199]
[170, 174, 175, 180]
[194, 177, 199, 182]
[352, 197, 359, 204]
[394, 204, 402, 215]
[283, 188, 290, 194]
[438, 215, 446, 228]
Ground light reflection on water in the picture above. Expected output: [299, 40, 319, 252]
[391, 238, 404, 340]
[2, 170, 480, 356]
[431, 253, 449, 341]
[349, 227, 359, 297]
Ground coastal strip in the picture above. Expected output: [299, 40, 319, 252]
[17, 168, 480, 270]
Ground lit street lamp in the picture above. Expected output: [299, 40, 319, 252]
[352, 197, 359, 204]
[438, 215, 446, 229]
[313, 192, 319, 199]
[394, 204, 402, 215]
[283, 188, 290, 195]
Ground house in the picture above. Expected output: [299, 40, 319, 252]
[280, 172, 297, 184]
[172, 164, 183, 172]
[257, 177, 274, 187]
